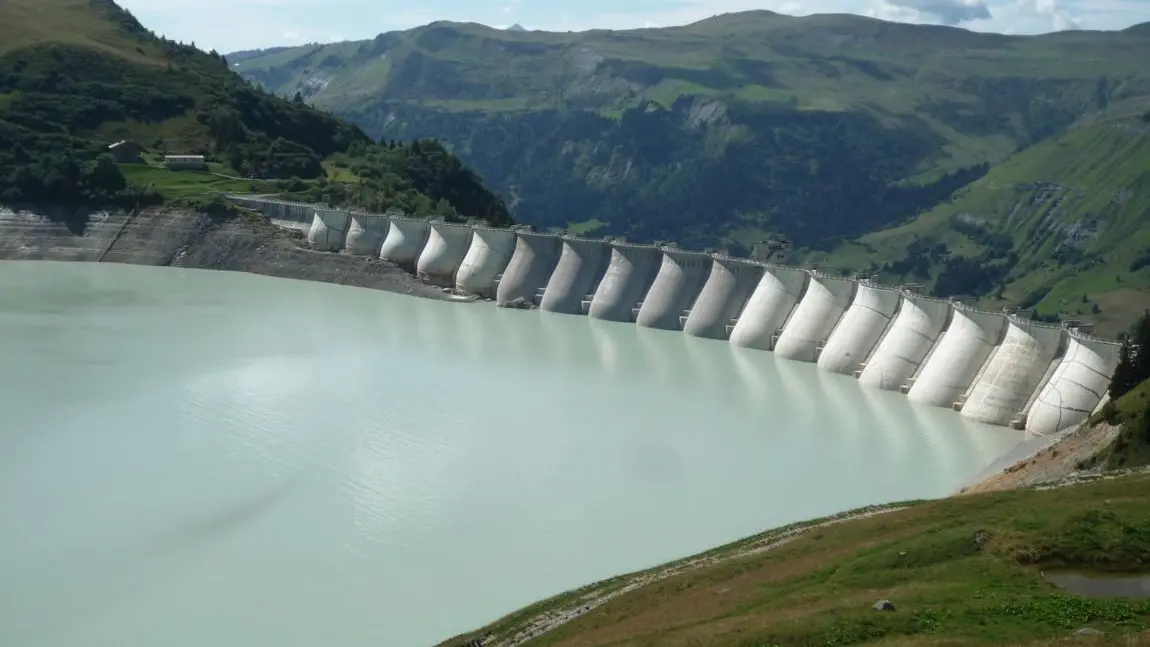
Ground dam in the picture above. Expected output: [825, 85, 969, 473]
[225, 197, 1123, 434]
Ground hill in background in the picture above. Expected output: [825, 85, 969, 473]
[0, 0, 511, 225]
[230, 13, 1150, 333]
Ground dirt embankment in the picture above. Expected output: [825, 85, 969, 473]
[0, 206, 455, 300]
[961, 421, 1123, 495]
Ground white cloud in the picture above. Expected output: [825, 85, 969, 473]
[878, 0, 992, 25]
[1016, 0, 1080, 30]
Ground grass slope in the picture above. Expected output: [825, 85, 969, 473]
[437, 474, 1150, 647]
[810, 114, 1150, 337]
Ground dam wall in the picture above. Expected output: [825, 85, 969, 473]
[587, 243, 661, 322]
[906, 306, 1007, 408]
[858, 294, 953, 391]
[682, 257, 764, 340]
[416, 221, 473, 286]
[635, 248, 712, 330]
[211, 196, 1127, 433]
[1025, 331, 1121, 435]
[496, 232, 560, 305]
[816, 282, 901, 375]
[959, 317, 1066, 428]
[539, 237, 610, 314]
[773, 273, 856, 362]
[728, 266, 809, 351]
[229, 197, 314, 233]
[344, 212, 390, 256]
[455, 226, 516, 298]
[380, 217, 430, 271]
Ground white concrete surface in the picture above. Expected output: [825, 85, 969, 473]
[380, 218, 430, 268]
[540, 238, 609, 314]
[859, 295, 952, 391]
[817, 283, 900, 375]
[307, 209, 351, 252]
[416, 222, 473, 286]
[728, 267, 809, 351]
[344, 213, 389, 256]
[1026, 333, 1121, 435]
[588, 244, 661, 322]
[908, 307, 1006, 408]
[961, 318, 1065, 427]
[773, 275, 855, 362]
[635, 250, 711, 330]
[496, 232, 560, 305]
[683, 257, 763, 340]
[455, 227, 516, 297]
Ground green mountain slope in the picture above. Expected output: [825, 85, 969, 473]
[810, 113, 1150, 337]
[231, 13, 1150, 250]
[435, 472, 1150, 647]
[0, 0, 510, 225]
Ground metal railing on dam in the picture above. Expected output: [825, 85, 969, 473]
[225, 195, 1123, 434]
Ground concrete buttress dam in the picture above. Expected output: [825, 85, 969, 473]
[727, 267, 808, 351]
[858, 294, 953, 391]
[682, 257, 763, 340]
[635, 248, 711, 330]
[380, 217, 430, 271]
[959, 317, 1066, 428]
[816, 282, 901, 375]
[774, 274, 856, 362]
[455, 226, 515, 298]
[224, 196, 1126, 434]
[906, 306, 1007, 408]
[539, 237, 609, 314]
[496, 232, 560, 305]
[417, 221, 473, 286]
[344, 213, 390, 256]
[587, 243, 661, 322]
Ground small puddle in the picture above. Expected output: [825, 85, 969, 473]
[1044, 571, 1150, 598]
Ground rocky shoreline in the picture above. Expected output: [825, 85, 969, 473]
[0, 206, 460, 301]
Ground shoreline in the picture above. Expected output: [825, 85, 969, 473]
[0, 206, 465, 302]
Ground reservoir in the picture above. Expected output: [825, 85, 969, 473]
[0, 261, 1023, 647]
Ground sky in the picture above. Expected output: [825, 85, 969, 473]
[116, 0, 1150, 54]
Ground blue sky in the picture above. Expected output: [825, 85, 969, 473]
[117, 0, 1150, 54]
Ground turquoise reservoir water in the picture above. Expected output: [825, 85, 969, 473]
[0, 261, 1023, 647]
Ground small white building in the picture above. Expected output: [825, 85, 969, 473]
[165, 154, 207, 170]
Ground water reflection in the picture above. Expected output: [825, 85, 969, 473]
[0, 261, 1028, 647]
[1046, 571, 1150, 598]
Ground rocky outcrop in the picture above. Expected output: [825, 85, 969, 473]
[0, 206, 454, 300]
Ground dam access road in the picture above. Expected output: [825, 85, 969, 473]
[0, 197, 1121, 438]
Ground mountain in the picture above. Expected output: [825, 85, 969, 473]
[0, 0, 510, 226]
[507, 23, 526, 32]
[810, 112, 1150, 337]
[230, 13, 1150, 253]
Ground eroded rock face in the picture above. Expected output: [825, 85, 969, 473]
[0, 207, 453, 301]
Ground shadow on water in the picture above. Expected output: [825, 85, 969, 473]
[1045, 571, 1150, 598]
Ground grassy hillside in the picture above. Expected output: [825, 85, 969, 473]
[809, 113, 1150, 337]
[0, 0, 511, 225]
[435, 472, 1150, 647]
[230, 14, 1150, 254]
